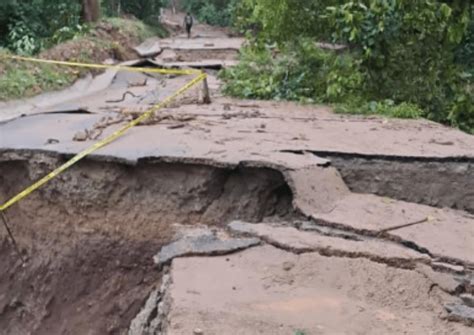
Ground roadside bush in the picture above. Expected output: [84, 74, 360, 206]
[323, 1, 470, 121]
[335, 100, 425, 119]
[223, 0, 474, 133]
[221, 40, 365, 104]
[448, 79, 474, 134]
[222, 41, 427, 120]
[221, 43, 321, 101]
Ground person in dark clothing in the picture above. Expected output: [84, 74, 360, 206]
[184, 12, 193, 39]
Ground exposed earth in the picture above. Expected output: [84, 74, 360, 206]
[0, 8, 473, 335]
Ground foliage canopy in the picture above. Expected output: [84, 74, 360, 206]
[0, 0, 167, 54]
[223, 0, 474, 133]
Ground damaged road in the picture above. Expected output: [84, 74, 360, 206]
[0, 7, 473, 335]
[164, 245, 470, 334]
[135, 215, 474, 334]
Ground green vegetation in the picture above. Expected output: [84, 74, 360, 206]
[104, 17, 167, 41]
[0, 17, 163, 101]
[222, 0, 474, 133]
[183, 0, 239, 26]
[0, 1, 83, 54]
[0, 0, 167, 55]
[0, 0, 168, 101]
[0, 49, 77, 101]
[103, 0, 168, 26]
[456, 13, 474, 78]
[222, 41, 364, 103]
[335, 101, 425, 119]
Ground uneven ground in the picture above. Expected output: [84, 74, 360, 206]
[0, 18, 165, 103]
[0, 9, 473, 335]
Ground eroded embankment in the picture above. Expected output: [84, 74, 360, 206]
[313, 152, 474, 214]
[0, 150, 294, 335]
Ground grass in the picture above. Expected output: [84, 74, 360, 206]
[0, 49, 77, 101]
[105, 17, 168, 40]
[0, 18, 167, 102]
[334, 100, 425, 119]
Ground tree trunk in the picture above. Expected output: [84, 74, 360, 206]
[82, 0, 101, 23]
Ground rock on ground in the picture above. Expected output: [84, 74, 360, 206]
[154, 227, 260, 267]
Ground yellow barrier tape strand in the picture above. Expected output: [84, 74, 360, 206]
[0, 71, 207, 212]
[1, 54, 202, 76]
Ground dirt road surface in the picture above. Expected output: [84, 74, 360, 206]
[0, 9, 473, 335]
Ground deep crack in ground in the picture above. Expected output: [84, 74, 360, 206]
[0, 149, 472, 333]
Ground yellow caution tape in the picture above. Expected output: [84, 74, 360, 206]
[0, 55, 207, 212]
[1, 54, 202, 76]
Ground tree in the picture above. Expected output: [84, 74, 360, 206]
[225, 0, 474, 133]
[82, 0, 101, 23]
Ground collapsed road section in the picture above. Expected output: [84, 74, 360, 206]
[0, 150, 294, 335]
[0, 147, 473, 334]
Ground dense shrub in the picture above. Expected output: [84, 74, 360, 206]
[222, 0, 474, 133]
[456, 8, 474, 78]
[323, 1, 470, 121]
[222, 40, 364, 103]
[234, 0, 339, 41]
[448, 79, 474, 133]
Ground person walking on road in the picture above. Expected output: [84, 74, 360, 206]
[184, 12, 194, 39]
